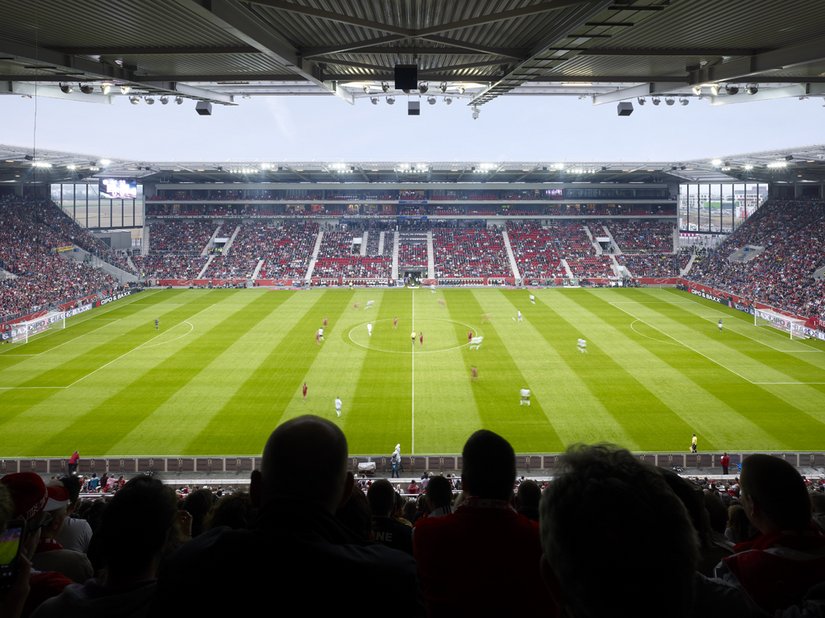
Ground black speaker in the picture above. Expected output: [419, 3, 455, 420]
[394, 64, 418, 91]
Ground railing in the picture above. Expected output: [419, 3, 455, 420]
[4, 451, 823, 482]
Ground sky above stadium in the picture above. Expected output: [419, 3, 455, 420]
[2, 92, 824, 164]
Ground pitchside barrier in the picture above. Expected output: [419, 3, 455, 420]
[3, 452, 823, 483]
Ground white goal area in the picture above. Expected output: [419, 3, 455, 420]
[754, 308, 808, 340]
[9, 311, 65, 344]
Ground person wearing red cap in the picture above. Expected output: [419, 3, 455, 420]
[31, 484, 92, 585]
[0, 472, 72, 618]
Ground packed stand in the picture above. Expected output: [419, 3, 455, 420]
[312, 228, 391, 280]
[133, 219, 218, 280]
[600, 219, 676, 253]
[257, 221, 319, 280]
[0, 198, 120, 322]
[687, 200, 825, 321]
[506, 220, 567, 279]
[432, 228, 511, 278]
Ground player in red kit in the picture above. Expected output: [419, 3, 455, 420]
[302, 382, 308, 400]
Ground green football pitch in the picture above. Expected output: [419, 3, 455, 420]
[1, 287, 823, 458]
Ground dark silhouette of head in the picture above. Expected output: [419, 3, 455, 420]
[461, 429, 516, 501]
[740, 453, 811, 533]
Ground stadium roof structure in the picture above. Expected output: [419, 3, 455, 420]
[1, 0, 825, 113]
[2, 143, 825, 186]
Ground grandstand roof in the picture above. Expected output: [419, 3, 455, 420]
[1, 0, 825, 112]
[2, 142, 825, 185]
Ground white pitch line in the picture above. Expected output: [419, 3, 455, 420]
[411, 289, 416, 453]
[609, 302, 759, 385]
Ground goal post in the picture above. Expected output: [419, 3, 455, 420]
[753, 308, 807, 340]
[9, 311, 66, 344]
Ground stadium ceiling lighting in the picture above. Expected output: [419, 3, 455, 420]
[100, 83, 112, 95]
[440, 82, 448, 93]
[32, 160, 52, 168]
[747, 84, 759, 95]
[79, 84, 94, 94]
[418, 82, 428, 93]
[691, 85, 702, 96]
[471, 105, 480, 119]
[427, 96, 436, 105]
[725, 84, 740, 95]
[67, 164, 77, 170]
[370, 96, 379, 105]
[444, 97, 452, 105]
[59, 83, 72, 94]
[159, 95, 169, 104]
[637, 97, 645, 105]
[129, 95, 140, 104]
[99, 159, 111, 166]
[711, 158, 723, 167]
[381, 82, 390, 93]
[767, 161, 787, 168]
[386, 96, 395, 105]
[458, 86, 466, 95]
[362, 85, 370, 94]
[709, 84, 720, 96]
[174, 96, 184, 104]
[679, 97, 689, 105]
[145, 96, 155, 105]
[665, 97, 675, 106]
[120, 85, 131, 95]
[651, 96, 661, 106]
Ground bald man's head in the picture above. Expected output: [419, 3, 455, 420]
[254, 415, 350, 514]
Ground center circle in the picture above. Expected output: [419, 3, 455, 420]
[347, 318, 482, 354]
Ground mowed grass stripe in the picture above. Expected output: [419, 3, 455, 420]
[500, 288, 688, 450]
[576, 289, 783, 451]
[651, 289, 825, 383]
[0, 289, 164, 369]
[0, 290, 204, 441]
[512, 289, 639, 449]
[32, 290, 277, 455]
[107, 290, 306, 455]
[602, 289, 825, 449]
[0, 289, 177, 385]
[406, 288, 483, 454]
[199, 288, 355, 454]
[455, 289, 560, 453]
[7, 289, 211, 389]
[347, 290, 416, 454]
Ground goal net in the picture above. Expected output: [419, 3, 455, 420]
[9, 311, 66, 344]
[753, 308, 808, 340]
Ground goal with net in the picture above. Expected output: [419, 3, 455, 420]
[753, 308, 808, 340]
[8, 310, 66, 344]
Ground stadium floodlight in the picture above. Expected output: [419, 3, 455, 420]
[637, 97, 646, 105]
[710, 84, 720, 96]
[458, 85, 466, 95]
[59, 83, 72, 94]
[159, 95, 169, 104]
[651, 96, 661, 106]
[144, 96, 155, 105]
[440, 82, 448, 93]
[747, 83, 759, 95]
[370, 96, 379, 105]
[725, 84, 740, 95]
[386, 96, 395, 105]
[129, 95, 140, 104]
[444, 97, 452, 105]
[79, 84, 94, 94]
[174, 96, 184, 105]
[418, 82, 428, 93]
[100, 83, 112, 95]
[679, 97, 689, 106]
[471, 105, 480, 119]
[120, 85, 131, 95]
[381, 81, 390, 93]
[691, 85, 702, 96]
[665, 97, 675, 106]
[427, 96, 436, 105]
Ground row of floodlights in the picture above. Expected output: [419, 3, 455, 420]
[371, 95, 456, 106]
[370, 82, 467, 95]
[711, 158, 790, 170]
[129, 95, 184, 105]
[60, 83, 133, 96]
[693, 84, 759, 96]
[637, 96, 690, 106]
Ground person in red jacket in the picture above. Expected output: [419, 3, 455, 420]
[413, 429, 553, 617]
[720, 452, 731, 475]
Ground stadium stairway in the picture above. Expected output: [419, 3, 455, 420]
[501, 228, 522, 281]
[65, 246, 138, 283]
